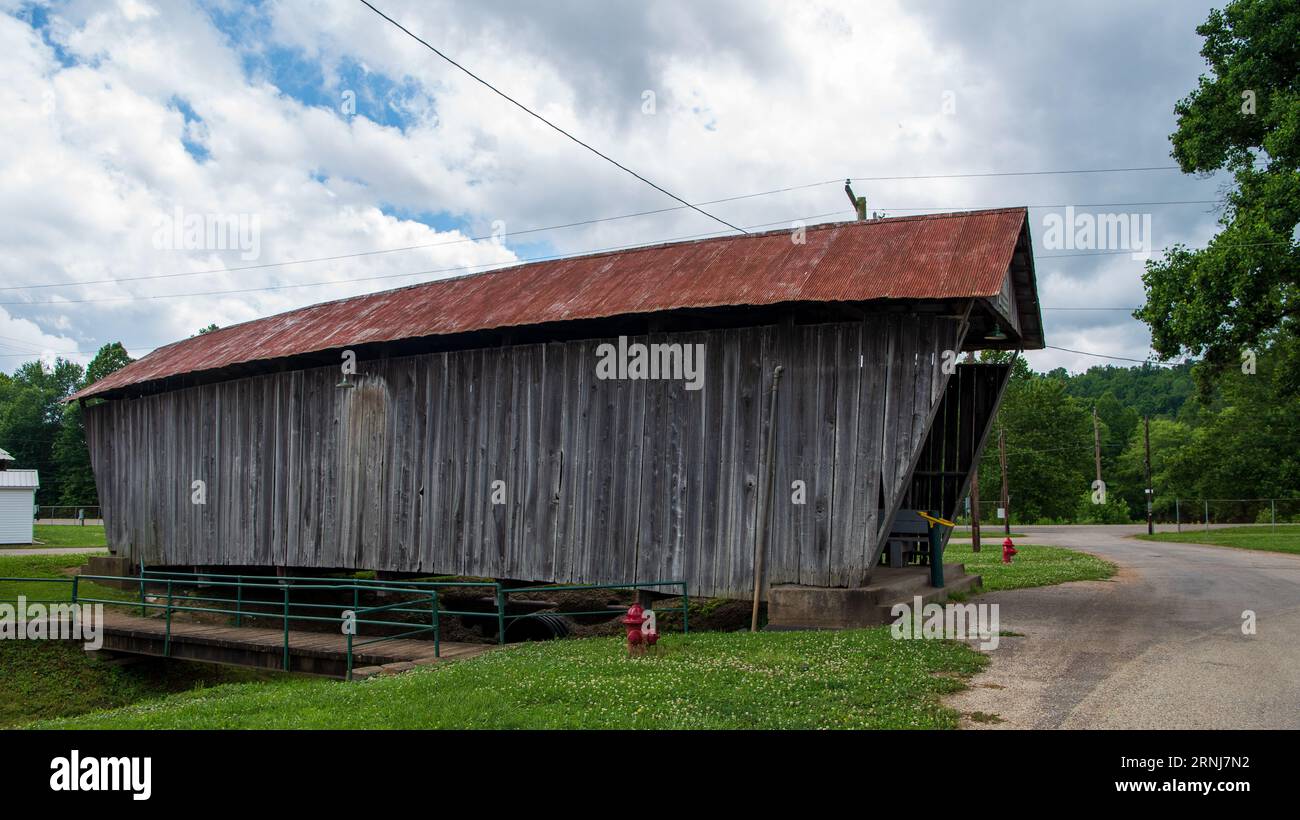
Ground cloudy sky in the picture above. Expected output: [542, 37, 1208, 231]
[0, 0, 1232, 374]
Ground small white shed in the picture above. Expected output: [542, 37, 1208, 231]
[0, 448, 39, 545]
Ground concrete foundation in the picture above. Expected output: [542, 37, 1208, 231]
[82, 554, 137, 589]
[767, 564, 981, 629]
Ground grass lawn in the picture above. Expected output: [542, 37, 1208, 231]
[32, 628, 987, 729]
[3, 524, 108, 549]
[0, 640, 273, 728]
[0, 551, 274, 727]
[0, 552, 134, 604]
[4, 540, 1119, 730]
[16, 524, 108, 549]
[943, 541, 1116, 591]
[1135, 524, 1300, 556]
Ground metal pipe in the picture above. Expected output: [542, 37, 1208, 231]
[752, 365, 784, 632]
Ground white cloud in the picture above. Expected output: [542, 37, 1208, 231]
[0, 0, 1231, 374]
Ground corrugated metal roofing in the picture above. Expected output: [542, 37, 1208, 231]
[73, 208, 1033, 400]
[0, 470, 39, 490]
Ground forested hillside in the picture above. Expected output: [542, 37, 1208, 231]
[976, 341, 1300, 525]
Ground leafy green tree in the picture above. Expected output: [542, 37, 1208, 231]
[1184, 345, 1300, 517]
[1073, 491, 1134, 524]
[52, 343, 135, 505]
[977, 373, 1096, 523]
[1061, 363, 1196, 418]
[1137, 0, 1300, 395]
[83, 342, 132, 387]
[0, 358, 83, 504]
[1115, 417, 1197, 520]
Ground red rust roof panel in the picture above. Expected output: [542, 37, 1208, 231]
[73, 208, 1029, 399]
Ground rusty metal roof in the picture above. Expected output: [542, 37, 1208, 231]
[73, 207, 1037, 400]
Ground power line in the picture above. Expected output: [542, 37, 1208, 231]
[1042, 344, 1179, 366]
[1002, 441, 1128, 458]
[852, 165, 1181, 181]
[0, 209, 855, 308]
[1039, 239, 1293, 259]
[886, 199, 1217, 212]
[0, 181, 848, 293]
[0, 196, 1224, 296]
[0, 344, 159, 359]
[2, 209, 1277, 309]
[0, 313, 1186, 374]
[0, 189, 1216, 294]
[355, 0, 745, 235]
[0, 169, 1212, 296]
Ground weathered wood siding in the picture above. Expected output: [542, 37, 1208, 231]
[86, 313, 966, 599]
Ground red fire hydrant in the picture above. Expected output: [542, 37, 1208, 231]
[1002, 537, 1018, 564]
[622, 602, 646, 656]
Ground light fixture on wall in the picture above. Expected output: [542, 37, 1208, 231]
[985, 324, 1007, 341]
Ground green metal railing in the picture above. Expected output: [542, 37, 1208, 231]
[0, 569, 688, 680]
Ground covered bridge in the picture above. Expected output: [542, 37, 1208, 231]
[71, 208, 1043, 600]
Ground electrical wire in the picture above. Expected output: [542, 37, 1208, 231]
[0, 189, 1221, 293]
[356, 0, 745, 234]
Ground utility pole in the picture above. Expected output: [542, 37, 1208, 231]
[1092, 406, 1103, 489]
[1143, 416, 1153, 535]
[966, 350, 980, 552]
[998, 427, 1010, 535]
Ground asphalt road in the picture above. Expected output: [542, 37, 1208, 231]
[945, 524, 1300, 729]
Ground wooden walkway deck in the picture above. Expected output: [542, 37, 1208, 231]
[92, 611, 493, 678]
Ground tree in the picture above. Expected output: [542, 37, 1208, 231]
[0, 358, 83, 504]
[1137, 0, 1300, 396]
[52, 343, 135, 505]
[1115, 418, 1197, 520]
[977, 373, 1096, 523]
[84, 342, 132, 387]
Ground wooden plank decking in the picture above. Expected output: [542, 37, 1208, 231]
[88, 611, 493, 678]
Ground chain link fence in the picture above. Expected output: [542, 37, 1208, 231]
[1168, 498, 1300, 530]
[949, 497, 1300, 528]
[34, 505, 102, 524]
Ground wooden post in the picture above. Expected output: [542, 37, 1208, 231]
[752, 365, 784, 633]
[966, 349, 980, 552]
[1143, 416, 1153, 535]
[998, 427, 1009, 535]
